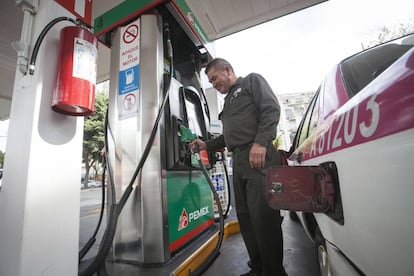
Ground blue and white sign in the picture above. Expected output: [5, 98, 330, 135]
[119, 66, 139, 95]
[118, 18, 140, 119]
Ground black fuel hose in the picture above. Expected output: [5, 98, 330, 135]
[78, 165, 106, 261]
[78, 23, 174, 276]
[189, 145, 225, 276]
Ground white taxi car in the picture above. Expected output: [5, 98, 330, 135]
[267, 34, 414, 275]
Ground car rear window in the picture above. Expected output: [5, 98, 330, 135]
[341, 39, 413, 96]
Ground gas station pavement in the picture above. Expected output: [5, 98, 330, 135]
[80, 188, 319, 276]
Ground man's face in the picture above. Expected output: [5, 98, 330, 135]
[207, 66, 231, 94]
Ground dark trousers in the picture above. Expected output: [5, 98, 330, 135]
[232, 146, 285, 276]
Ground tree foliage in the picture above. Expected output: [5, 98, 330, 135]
[0, 151, 4, 168]
[365, 20, 414, 48]
[82, 91, 108, 187]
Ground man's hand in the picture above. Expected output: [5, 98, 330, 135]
[249, 143, 266, 169]
[190, 139, 206, 152]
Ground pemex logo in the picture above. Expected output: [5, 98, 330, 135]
[178, 208, 189, 231]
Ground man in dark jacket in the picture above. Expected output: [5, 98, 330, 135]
[191, 58, 286, 276]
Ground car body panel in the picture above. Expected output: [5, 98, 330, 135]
[325, 241, 361, 276]
[293, 48, 414, 163]
[280, 35, 414, 275]
[299, 129, 414, 275]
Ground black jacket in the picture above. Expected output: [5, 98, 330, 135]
[206, 73, 280, 152]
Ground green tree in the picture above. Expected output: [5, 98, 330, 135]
[364, 20, 414, 48]
[0, 151, 4, 168]
[82, 91, 108, 188]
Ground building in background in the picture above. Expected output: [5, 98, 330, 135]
[277, 91, 315, 151]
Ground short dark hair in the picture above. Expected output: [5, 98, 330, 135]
[205, 58, 234, 75]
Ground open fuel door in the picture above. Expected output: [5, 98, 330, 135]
[266, 163, 337, 213]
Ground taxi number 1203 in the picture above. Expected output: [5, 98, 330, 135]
[310, 94, 380, 157]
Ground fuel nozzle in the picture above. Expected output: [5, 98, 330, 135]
[178, 125, 198, 162]
[179, 125, 197, 143]
[178, 126, 209, 166]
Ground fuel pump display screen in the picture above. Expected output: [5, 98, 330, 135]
[183, 87, 207, 139]
[185, 102, 203, 137]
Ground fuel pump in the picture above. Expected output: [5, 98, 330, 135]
[77, 1, 229, 275]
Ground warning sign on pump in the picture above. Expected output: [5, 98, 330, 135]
[119, 20, 140, 71]
[119, 66, 139, 95]
[118, 18, 140, 119]
[123, 24, 139, 44]
[123, 93, 136, 111]
[118, 65, 139, 118]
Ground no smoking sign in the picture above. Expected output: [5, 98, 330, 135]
[123, 24, 139, 44]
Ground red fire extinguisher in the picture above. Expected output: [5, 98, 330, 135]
[52, 26, 98, 116]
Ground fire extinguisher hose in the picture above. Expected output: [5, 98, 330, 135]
[28, 17, 79, 75]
